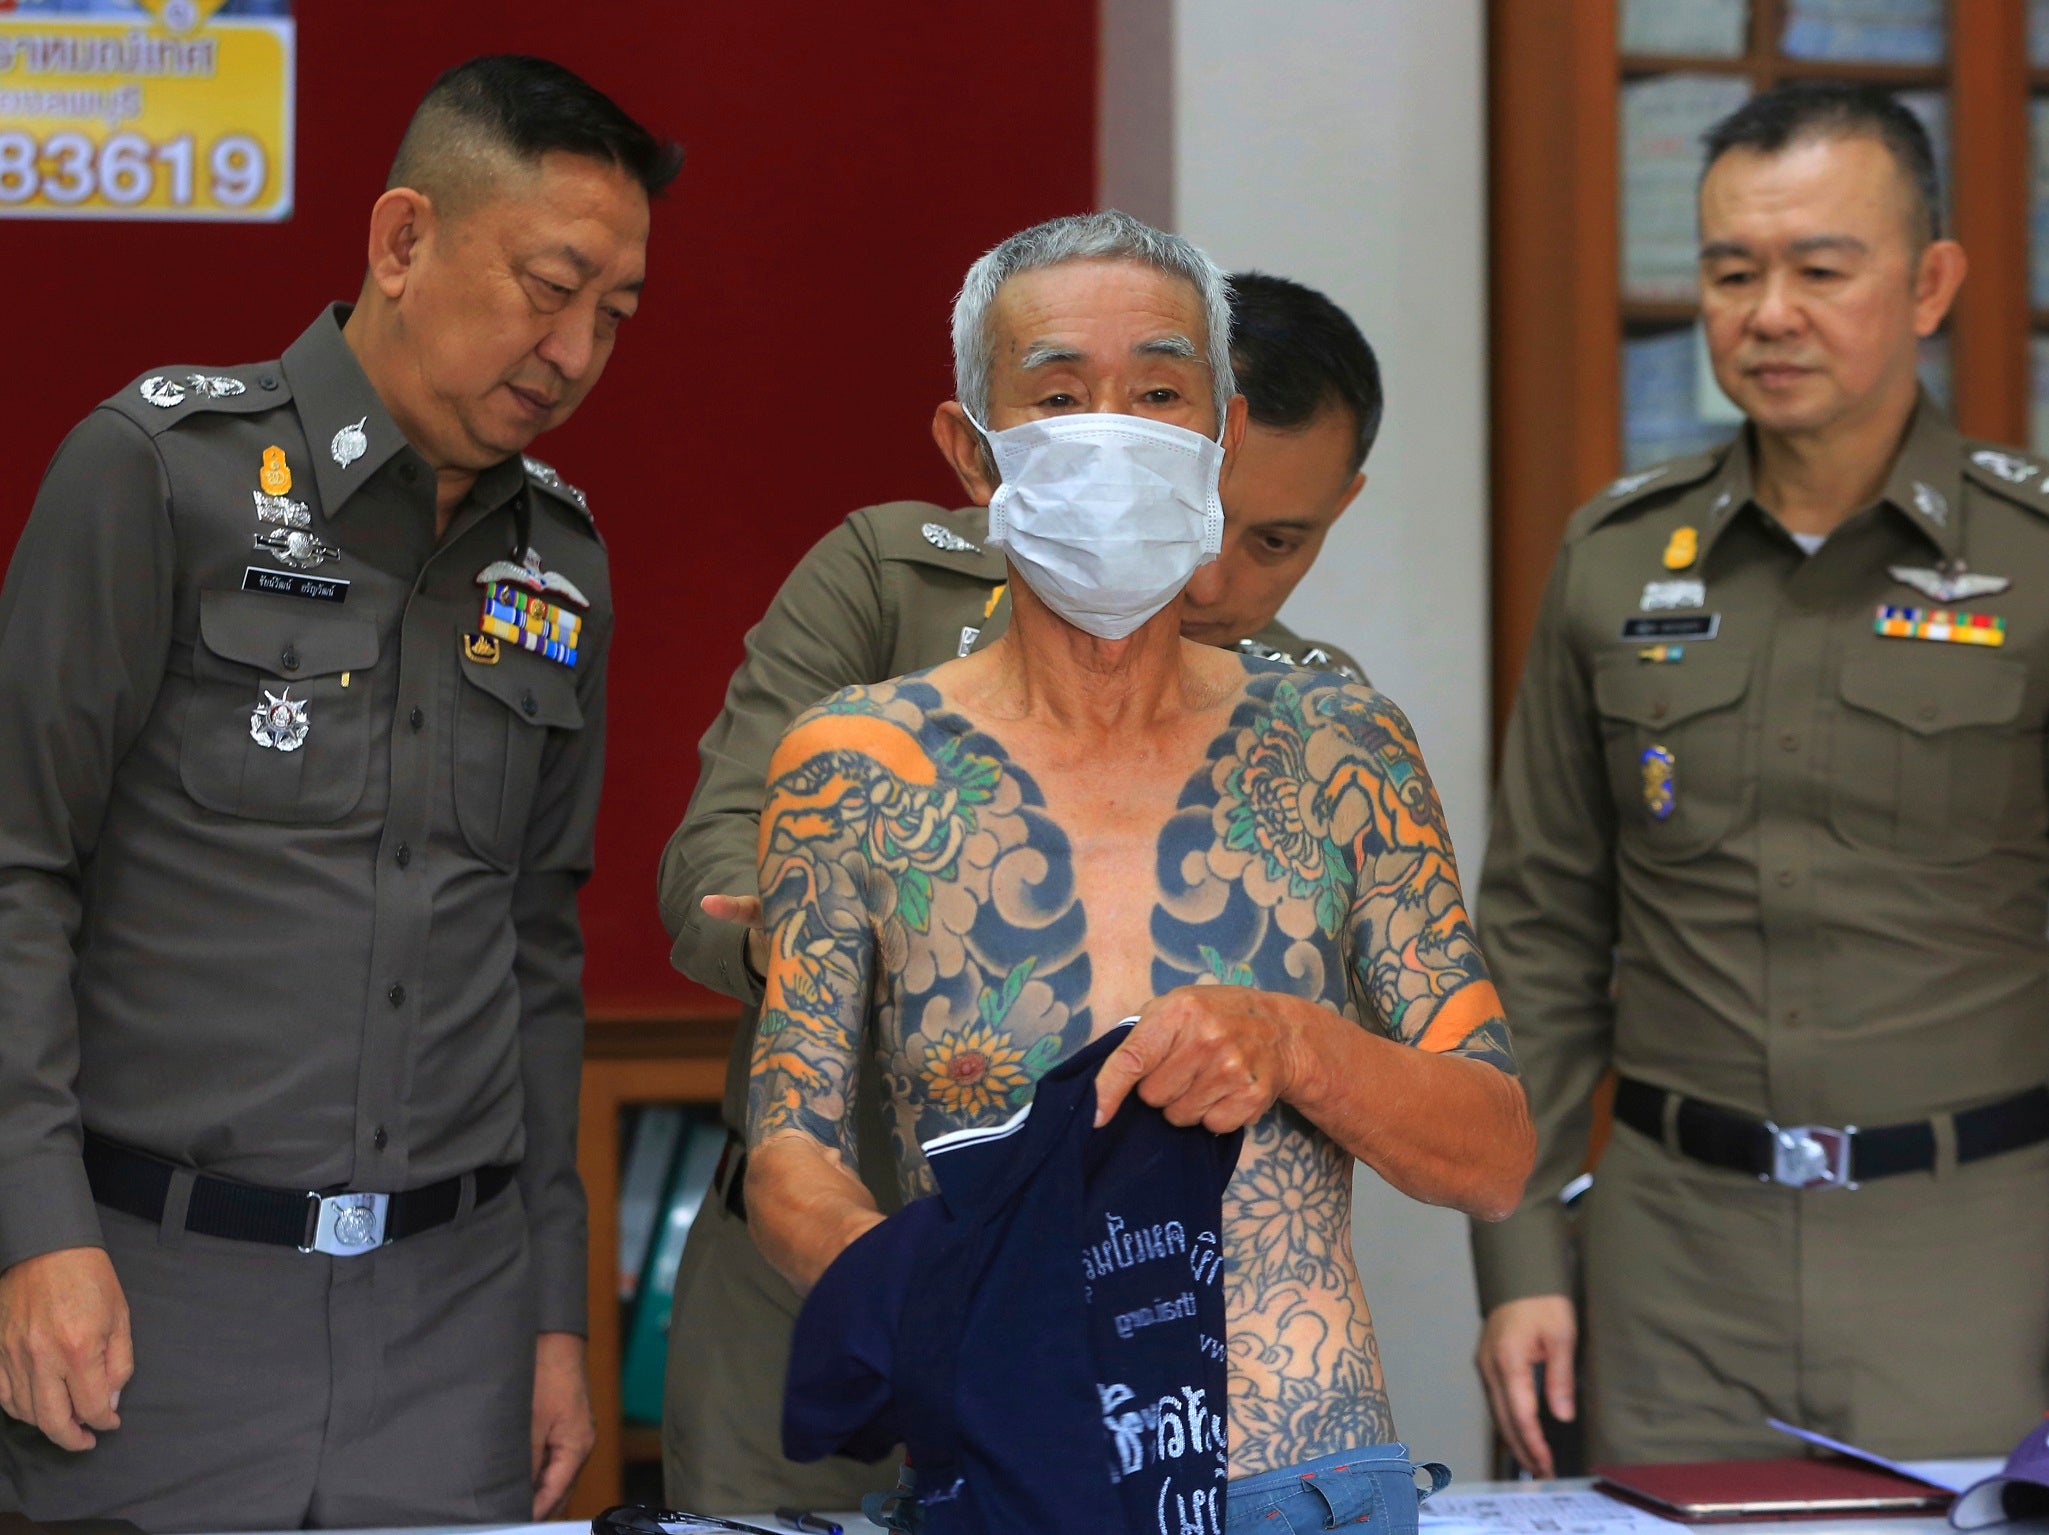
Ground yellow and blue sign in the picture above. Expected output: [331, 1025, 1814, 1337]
[0, 1, 293, 221]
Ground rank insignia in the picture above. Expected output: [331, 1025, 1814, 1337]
[331, 416, 369, 470]
[250, 686, 309, 752]
[1641, 745, 1676, 820]
[259, 445, 292, 496]
[253, 528, 340, 571]
[463, 633, 502, 665]
[923, 521, 980, 554]
[957, 625, 980, 658]
[1663, 526, 1698, 570]
[1972, 449, 2038, 485]
[185, 374, 245, 399]
[139, 375, 185, 409]
[1640, 579, 1704, 611]
[1911, 481, 1949, 526]
[1638, 645, 1685, 664]
[1607, 467, 1666, 498]
[1887, 563, 2010, 603]
[1875, 605, 2006, 647]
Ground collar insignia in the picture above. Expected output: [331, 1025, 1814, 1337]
[922, 521, 981, 554]
[1911, 481, 1949, 527]
[1972, 449, 2038, 485]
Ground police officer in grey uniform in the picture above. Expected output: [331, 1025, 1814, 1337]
[1476, 84, 2049, 1471]
[658, 272, 1384, 1513]
[0, 57, 678, 1529]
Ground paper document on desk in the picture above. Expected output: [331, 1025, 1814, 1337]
[1422, 1487, 1680, 1533]
[1768, 1417, 1999, 1494]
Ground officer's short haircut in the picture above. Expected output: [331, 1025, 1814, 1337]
[387, 55, 683, 216]
[1701, 81, 1940, 245]
[1228, 272, 1383, 476]
[952, 210, 1237, 430]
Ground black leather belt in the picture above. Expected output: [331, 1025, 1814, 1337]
[713, 1130, 748, 1222]
[1614, 1078, 2049, 1189]
[84, 1132, 514, 1253]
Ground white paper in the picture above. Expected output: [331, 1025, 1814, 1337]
[1767, 1417, 1997, 1495]
[1422, 1487, 1680, 1534]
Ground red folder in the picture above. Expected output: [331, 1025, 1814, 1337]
[1594, 1457, 1954, 1522]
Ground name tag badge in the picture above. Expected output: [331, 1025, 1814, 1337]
[1621, 613, 1718, 642]
[243, 565, 349, 604]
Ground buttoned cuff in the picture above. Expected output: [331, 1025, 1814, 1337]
[0, 1153, 105, 1272]
[532, 1235, 588, 1336]
[670, 909, 766, 1009]
[1469, 1200, 1575, 1313]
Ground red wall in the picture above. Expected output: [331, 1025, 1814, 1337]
[1, 3, 1099, 1012]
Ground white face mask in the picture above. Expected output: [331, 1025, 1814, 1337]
[966, 408, 1226, 641]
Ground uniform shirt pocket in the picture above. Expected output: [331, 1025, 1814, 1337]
[453, 640, 584, 871]
[1833, 648, 2029, 862]
[1593, 649, 1754, 860]
[180, 591, 381, 823]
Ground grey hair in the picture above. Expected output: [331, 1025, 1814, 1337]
[951, 209, 1238, 429]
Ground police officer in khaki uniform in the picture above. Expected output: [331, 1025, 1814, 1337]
[0, 59, 677, 1529]
[1476, 83, 2049, 1473]
[658, 272, 1382, 1513]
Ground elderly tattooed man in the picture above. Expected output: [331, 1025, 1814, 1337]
[743, 212, 1534, 1531]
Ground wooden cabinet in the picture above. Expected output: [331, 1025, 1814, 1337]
[567, 1011, 738, 1521]
[1489, 0, 2033, 729]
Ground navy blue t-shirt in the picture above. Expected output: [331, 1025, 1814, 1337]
[783, 1022, 1243, 1533]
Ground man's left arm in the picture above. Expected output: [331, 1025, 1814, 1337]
[1097, 685, 1534, 1219]
[510, 611, 609, 1516]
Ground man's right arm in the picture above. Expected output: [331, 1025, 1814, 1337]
[1469, 542, 1620, 1475]
[657, 515, 891, 1004]
[740, 703, 893, 1294]
[0, 409, 174, 1447]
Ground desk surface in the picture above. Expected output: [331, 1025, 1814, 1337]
[225, 1461, 2009, 1535]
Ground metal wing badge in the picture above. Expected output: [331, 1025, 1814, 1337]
[474, 546, 590, 609]
[1888, 564, 2012, 604]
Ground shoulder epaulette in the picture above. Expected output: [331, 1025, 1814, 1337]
[862, 500, 1006, 579]
[1962, 443, 2049, 514]
[104, 365, 286, 433]
[522, 455, 594, 528]
[1565, 449, 1724, 541]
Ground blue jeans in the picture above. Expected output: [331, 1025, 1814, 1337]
[1224, 1444, 1450, 1534]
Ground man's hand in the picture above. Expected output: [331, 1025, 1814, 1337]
[1094, 985, 1307, 1132]
[531, 1330, 595, 1518]
[0, 1247, 132, 1452]
[1476, 1294, 1578, 1478]
[700, 892, 768, 978]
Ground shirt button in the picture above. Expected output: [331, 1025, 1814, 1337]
[1917, 702, 1938, 721]
[258, 374, 279, 391]
[399, 461, 419, 485]
[280, 647, 300, 672]
[409, 706, 424, 731]
[1776, 869, 1796, 887]
[373, 1127, 389, 1151]
[387, 983, 406, 1007]
[1785, 1009, 1803, 1029]
[1779, 731, 1799, 752]
[1649, 701, 1668, 721]
[395, 842, 412, 869]
[521, 691, 538, 718]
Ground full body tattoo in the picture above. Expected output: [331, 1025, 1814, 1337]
[750, 662, 1514, 1476]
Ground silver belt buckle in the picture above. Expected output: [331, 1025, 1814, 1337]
[1765, 1122, 1857, 1190]
[300, 1191, 391, 1255]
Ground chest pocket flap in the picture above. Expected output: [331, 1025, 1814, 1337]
[183, 591, 382, 823]
[457, 650, 584, 729]
[1592, 649, 1752, 728]
[1840, 649, 2026, 735]
[199, 591, 380, 678]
